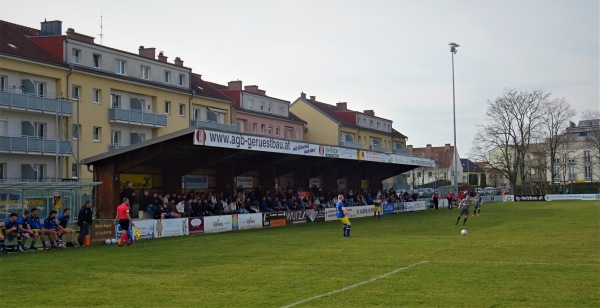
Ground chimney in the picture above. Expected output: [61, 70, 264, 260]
[445, 143, 451, 148]
[569, 121, 576, 128]
[138, 46, 156, 59]
[336, 102, 347, 110]
[65, 28, 95, 43]
[228, 80, 242, 90]
[300, 92, 306, 99]
[174, 57, 184, 67]
[309, 95, 316, 102]
[407, 145, 413, 150]
[244, 85, 260, 94]
[363, 109, 375, 116]
[40, 20, 62, 36]
[157, 51, 168, 62]
[426, 144, 432, 148]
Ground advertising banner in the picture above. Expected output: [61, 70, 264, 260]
[544, 194, 585, 201]
[235, 176, 254, 189]
[188, 217, 205, 235]
[325, 208, 337, 221]
[324, 146, 357, 160]
[90, 221, 115, 245]
[119, 173, 153, 189]
[154, 218, 188, 238]
[383, 203, 395, 215]
[347, 205, 374, 218]
[236, 213, 263, 230]
[133, 219, 156, 240]
[581, 194, 600, 200]
[403, 201, 427, 212]
[503, 195, 515, 202]
[263, 212, 287, 227]
[116, 223, 136, 244]
[286, 210, 307, 225]
[183, 175, 208, 189]
[337, 179, 346, 189]
[513, 195, 544, 202]
[204, 215, 233, 233]
[305, 209, 319, 222]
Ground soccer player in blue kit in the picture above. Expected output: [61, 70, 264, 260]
[336, 194, 352, 237]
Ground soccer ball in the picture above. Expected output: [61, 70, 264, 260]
[110, 238, 118, 244]
[461, 229, 468, 236]
[104, 239, 112, 245]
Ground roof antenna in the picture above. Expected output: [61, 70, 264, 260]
[97, 0, 104, 44]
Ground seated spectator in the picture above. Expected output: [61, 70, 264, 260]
[176, 199, 188, 217]
[161, 204, 181, 219]
[259, 197, 272, 212]
[249, 200, 260, 213]
[4, 213, 24, 252]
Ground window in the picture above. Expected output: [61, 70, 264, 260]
[72, 163, 78, 179]
[584, 166, 592, 179]
[34, 122, 46, 139]
[110, 94, 121, 109]
[36, 82, 46, 97]
[0, 163, 5, 179]
[261, 124, 266, 134]
[92, 88, 101, 103]
[72, 85, 80, 100]
[164, 101, 171, 114]
[115, 59, 126, 74]
[377, 122, 380, 129]
[238, 120, 246, 133]
[130, 133, 145, 144]
[568, 166, 575, 180]
[164, 71, 171, 83]
[0, 75, 7, 92]
[260, 103, 264, 111]
[370, 120, 374, 128]
[253, 123, 258, 132]
[428, 172, 433, 177]
[268, 125, 272, 135]
[192, 108, 201, 121]
[207, 111, 218, 122]
[178, 74, 185, 86]
[72, 48, 80, 63]
[275, 127, 280, 136]
[284, 127, 292, 139]
[417, 172, 421, 178]
[92, 54, 101, 68]
[568, 157, 575, 164]
[93, 126, 101, 141]
[295, 129, 301, 140]
[141, 66, 150, 80]
[179, 104, 185, 116]
[110, 130, 121, 145]
[553, 167, 560, 180]
[268, 104, 272, 113]
[22, 164, 45, 181]
[72, 124, 81, 139]
[584, 151, 591, 163]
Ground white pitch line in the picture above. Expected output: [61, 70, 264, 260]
[433, 260, 600, 267]
[281, 260, 428, 308]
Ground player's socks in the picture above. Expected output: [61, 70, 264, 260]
[463, 218, 468, 225]
[456, 217, 461, 225]
[343, 226, 347, 236]
[345, 225, 351, 236]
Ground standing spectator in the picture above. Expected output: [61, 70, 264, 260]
[432, 192, 439, 210]
[120, 183, 136, 205]
[140, 190, 153, 212]
[77, 201, 93, 246]
[176, 199, 187, 217]
[446, 192, 454, 210]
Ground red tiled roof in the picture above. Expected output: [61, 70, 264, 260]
[411, 145, 455, 169]
[392, 128, 407, 139]
[0, 20, 63, 64]
[190, 74, 234, 102]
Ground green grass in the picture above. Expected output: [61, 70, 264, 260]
[2, 201, 599, 307]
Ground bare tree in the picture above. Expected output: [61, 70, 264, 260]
[537, 97, 576, 192]
[470, 89, 547, 191]
[580, 110, 600, 181]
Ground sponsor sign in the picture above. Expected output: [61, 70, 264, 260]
[347, 205, 375, 218]
[383, 203, 395, 215]
[183, 175, 208, 189]
[325, 208, 337, 221]
[359, 150, 387, 162]
[119, 173, 153, 189]
[286, 210, 307, 224]
[544, 194, 584, 201]
[188, 217, 205, 235]
[263, 212, 287, 227]
[309, 178, 321, 188]
[90, 221, 115, 245]
[387, 154, 435, 167]
[514, 195, 543, 202]
[315, 209, 326, 222]
[305, 209, 318, 222]
[236, 213, 263, 230]
[324, 146, 357, 159]
[116, 222, 136, 244]
[236, 176, 254, 189]
[195, 129, 324, 157]
[403, 201, 427, 212]
[133, 219, 156, 240]
[503, 195, 514, 202]
[204, 215, 233, 233]
[337, 179, 346, 189]
[581, 194, 600, 200]
[154, 218, 188, 238]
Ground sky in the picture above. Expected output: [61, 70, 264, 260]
[2, 0, 598, 157]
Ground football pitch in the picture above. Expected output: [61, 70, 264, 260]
[2, 201, 599, 307]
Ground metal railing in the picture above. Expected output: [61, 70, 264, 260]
[0, 135, 72, 155]
[393, 148, 408, 155]
[108, 108, 167, 127]
[339, 141, 363, 150]
[190, 119, 238, 132]
[0, 90, 73, 115]
[108, 144, 127, 151]
[370, 145, 390, 153]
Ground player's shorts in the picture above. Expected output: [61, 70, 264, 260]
[460, 208, 469, 216]
[374, 206, 381, 212]
[31, 228, 41, 233]
[6, 230, 21, 239]
[338, 216, 350, 225]
[119, 219, 130, 231]
[475, 204, 481, 209]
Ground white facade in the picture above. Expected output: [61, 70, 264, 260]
[241, 92, 289, 117]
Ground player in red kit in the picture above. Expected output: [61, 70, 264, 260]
[115, 198, 134, 247]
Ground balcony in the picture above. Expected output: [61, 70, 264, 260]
[370, 145, 390, 153]
[0, 90, 73, 116]
[108, 144, 127, 152]
[109, 108, 167, 127]
[190, 120, 238, 133]
[0, 136, 72, 155]
[393, 148, 408, 155]
[339, 141, 363, 150]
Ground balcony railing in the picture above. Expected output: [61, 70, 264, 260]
[108, 144, 128, 151]
[109, 108, 167, 127]
[0, 136, 72, 155]
[370, 145, 390, 153]
[393, 148, 408, 155]
[0, 90, 73, 115]
[190, 120, 238, 132]
[339, 141, 363, 150]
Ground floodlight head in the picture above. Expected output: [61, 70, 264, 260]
[449, 42, 460, 54]
[449, 42, 460, 48]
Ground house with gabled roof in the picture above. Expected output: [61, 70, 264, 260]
[406, 143, 462, 187]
